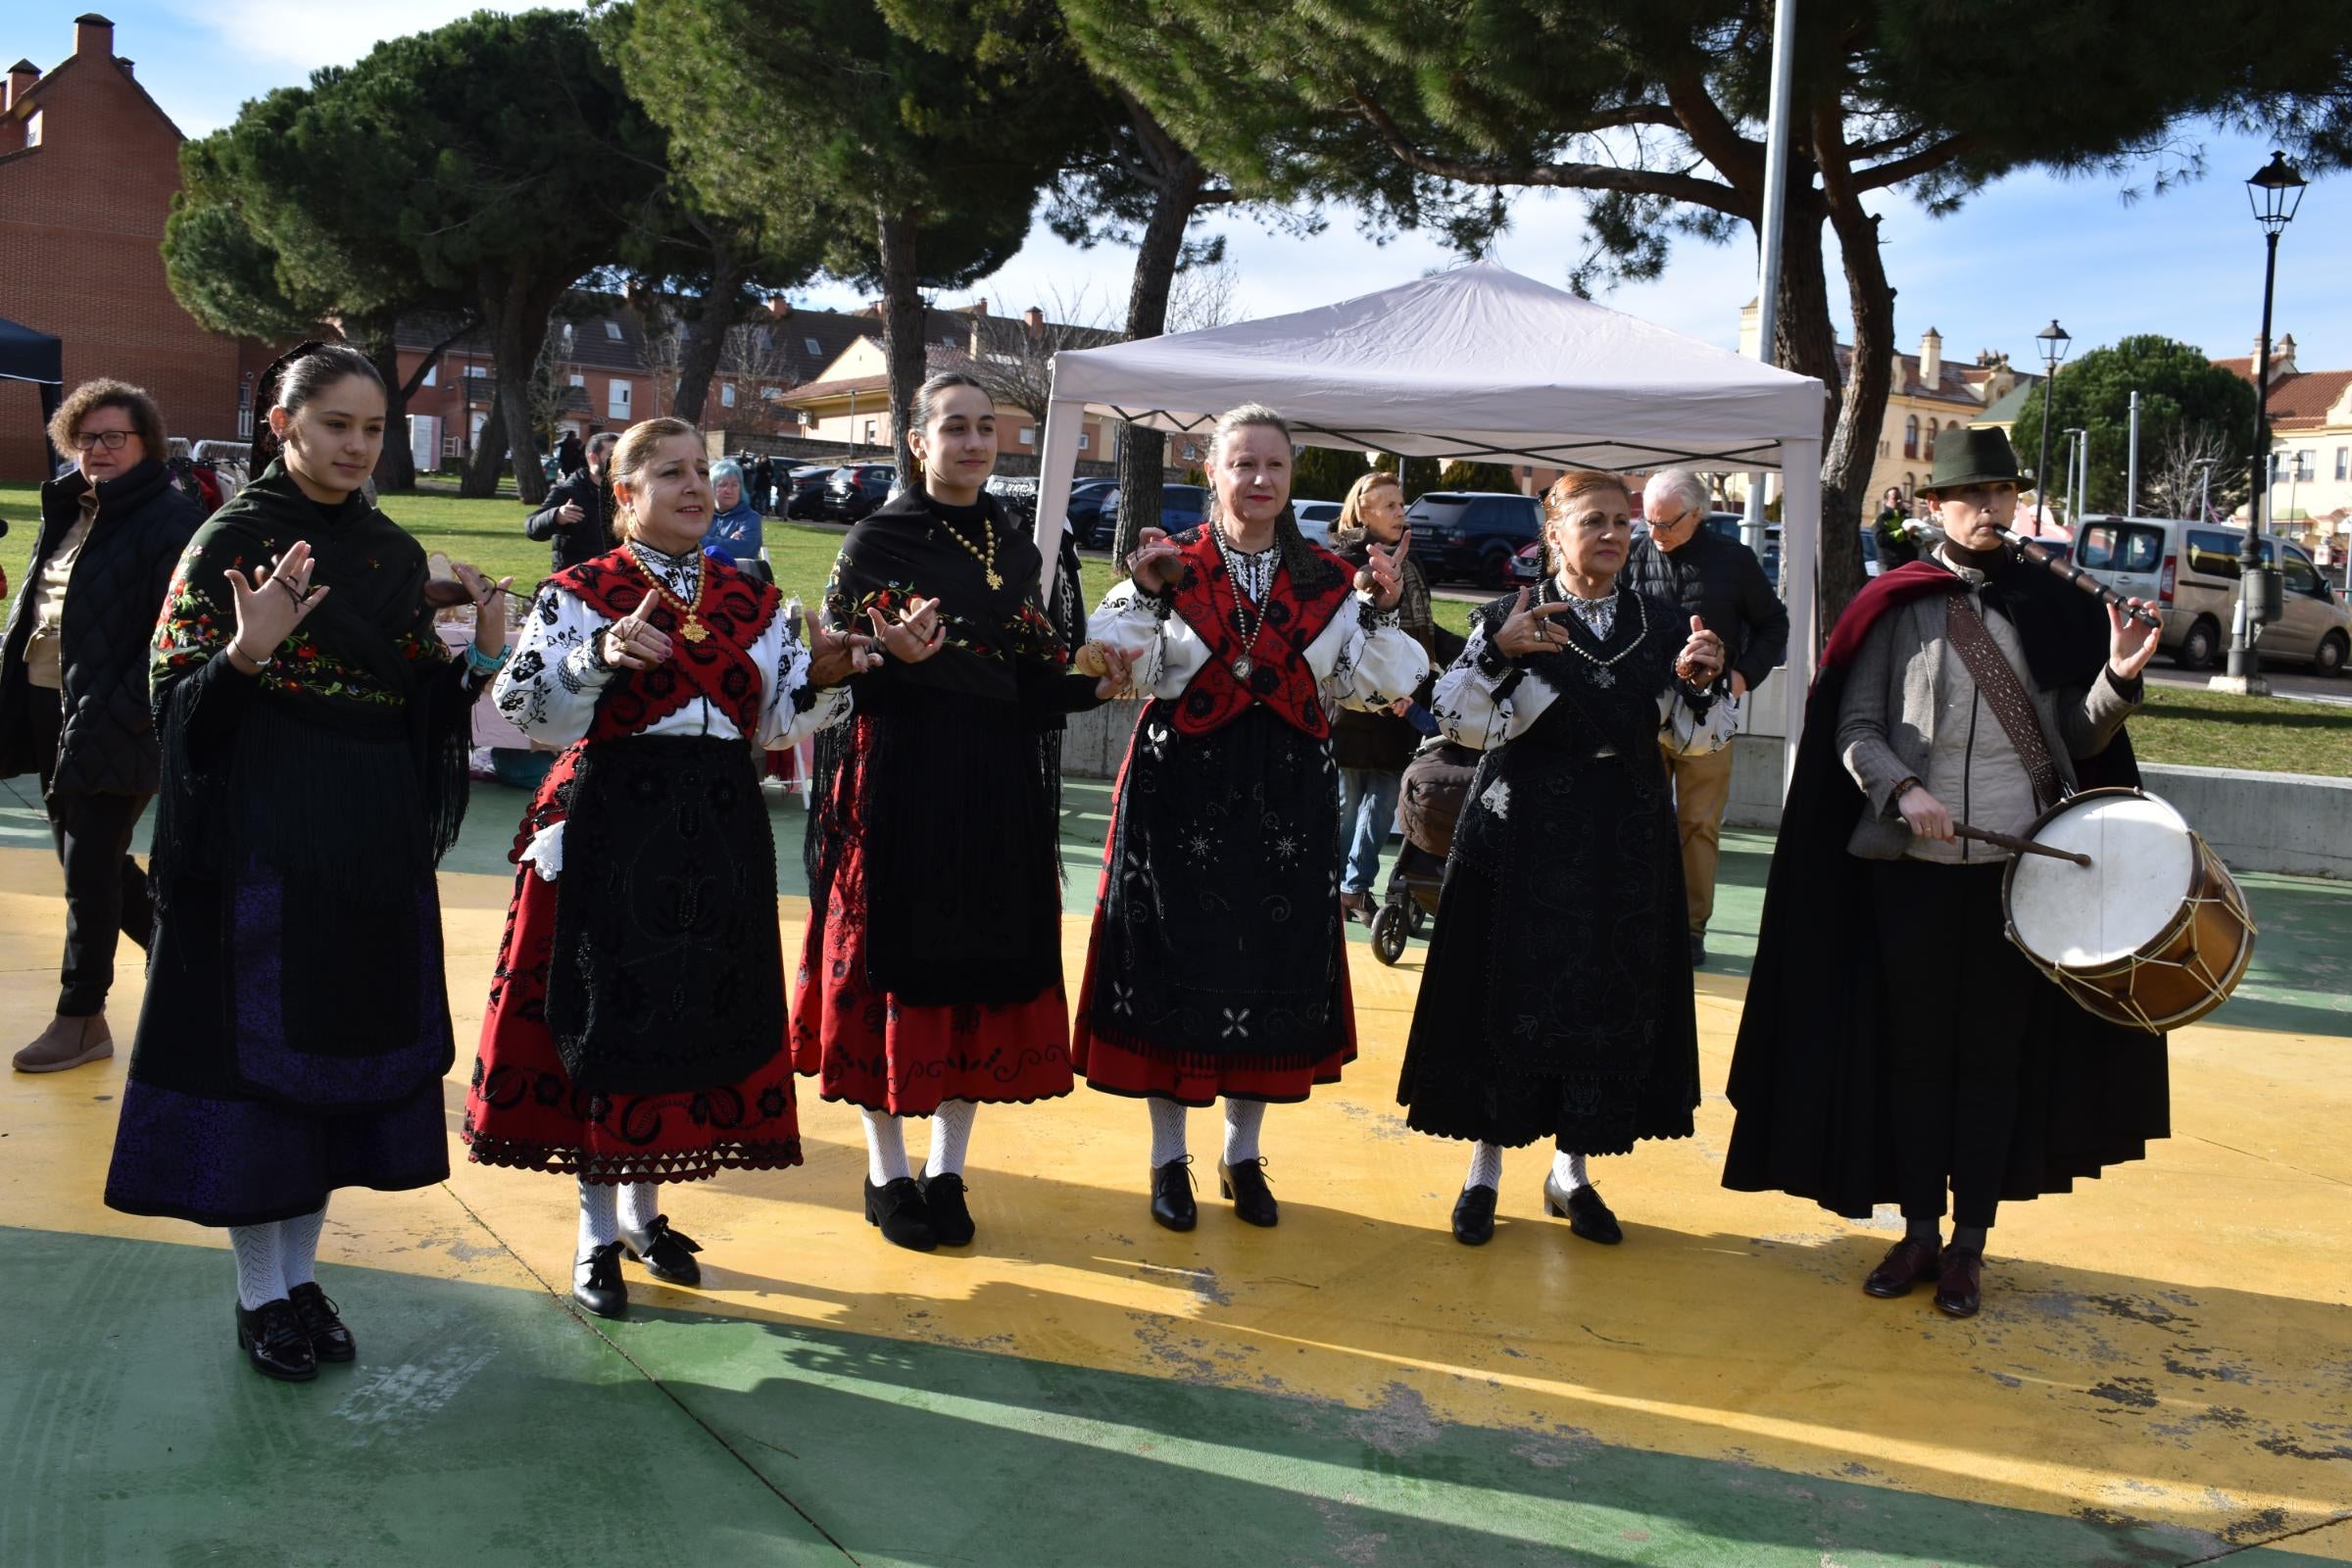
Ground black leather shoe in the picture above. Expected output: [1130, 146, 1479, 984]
[573, 1240, 629, 1319]
[1935, 1247, 1984, 1318]
[1218, 1156, 1279, 1228]
[864, 1177, 939, 1251]
[1863, 1236, 1943, 1299]
[1451, 1184, 1498, 1247]
[619, 1214, 704, 1286]
[1150, 1156, 1198, 1232]
[235, 1299, 318, 1382]
[1544, 1177, 1623, 1245]
[286, 1282, 355, 1362]
[918, 1172, 976, 1247]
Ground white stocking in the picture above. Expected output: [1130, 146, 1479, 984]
[278, 1203, 327, 1291]
[1147, 1099, 1189, 1168]
[617, 1181, 662, 1235]
[576, 1179, 619, 1258]
[925, 1100, 977, 1179]
[1550, 1150, 1591, 1193]
[1221, 1099, 1266, 1165]
[1464, 1142, 1503, 1193]
[228, 1223, 285, 1310]
[860, 1108, 911, 1186]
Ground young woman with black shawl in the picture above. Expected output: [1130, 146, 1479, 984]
[1076, 405, 1427, 1233]
[1396, 470, 1731, 1249]
[797, 372, 1126, 1252]
[103, 343, 510, 1382]
[466, 417, 867, 1319]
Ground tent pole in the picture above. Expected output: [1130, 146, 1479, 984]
[1031, 388, 1084, 600]
[1779, 435, 1823, 799]
[1743, 0, 1796, 561]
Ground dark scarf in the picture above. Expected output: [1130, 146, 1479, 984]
[149, 461, 470, 899]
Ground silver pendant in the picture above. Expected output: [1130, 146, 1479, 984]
[1589, 666, 1615, 688]
[1231, 656, 1253, 680]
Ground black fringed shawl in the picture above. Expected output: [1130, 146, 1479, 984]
[808, 489, 1100, 1007]
[148, 461, 474, 904]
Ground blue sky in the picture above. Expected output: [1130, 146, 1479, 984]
[48, 2, 2352, 371]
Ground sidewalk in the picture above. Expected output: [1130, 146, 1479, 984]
[2, 775, 2347, 1566]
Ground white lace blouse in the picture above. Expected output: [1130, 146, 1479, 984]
[1432, 600, 1737, 756]
[1087, 548, 1430, 713]
[492, 541, 852, 877]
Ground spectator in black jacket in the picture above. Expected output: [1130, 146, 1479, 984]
[0, 379, 201, 1072]
[1627, 469, 1789, 966]
[524, 430, 616, 571]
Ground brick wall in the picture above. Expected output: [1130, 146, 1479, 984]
[0, 20, 246, 481]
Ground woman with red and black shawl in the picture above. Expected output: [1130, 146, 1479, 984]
[1077, 404, 1427, 1234]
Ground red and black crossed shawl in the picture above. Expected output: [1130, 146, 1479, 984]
[1161, 524, 1356, 738]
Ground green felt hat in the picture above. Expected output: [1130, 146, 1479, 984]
[1923, 426, 2027, 492]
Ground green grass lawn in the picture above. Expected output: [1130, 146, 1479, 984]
[6, 481, 2345, 776]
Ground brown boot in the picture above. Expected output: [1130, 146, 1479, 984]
[12, 1013, 114, 1074]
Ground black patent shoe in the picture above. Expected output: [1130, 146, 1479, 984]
[919, 1172, 976, 1247]
[573, 1240, 629, 1319]
[1217, 1156, 1280, 1228]
[1451, 1184, 1498, 1247]
[1150, 1156, 1198, 1232]
[864, 1177, 939, 1251]
[234, 1299, 318, 1383]
[286, 1282, 355, 1362]
[1544, 1177, 1624, 1245]
[619, 1214, 704, 1286]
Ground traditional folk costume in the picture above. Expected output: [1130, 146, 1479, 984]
[1077, 514, 1427, 1230]
[1396, 582, 1732, 1247]
[103, 461, 485, 1378]
[465, 540, 847, 1316]
[1722, 433, 2167, 1317]
[797, 490, 1101, 1250]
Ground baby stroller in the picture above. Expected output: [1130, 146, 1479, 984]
[1367, 738, 1480, 965]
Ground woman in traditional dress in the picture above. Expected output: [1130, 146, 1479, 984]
[104, 342, 508, 1382]
[1076, 404, 1426, 1232]
[1396, 469, 1729, 1248]
[464, 416, 867, 1319]
[798, 372, 1125, 1252]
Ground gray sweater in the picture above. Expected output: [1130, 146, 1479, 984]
[1836, 556, 2140, 863]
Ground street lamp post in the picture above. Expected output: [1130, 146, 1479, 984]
[2063, 426, 2086, 522]
[2219, 151, 2307, 694]
[2033, 320, 2072, 535]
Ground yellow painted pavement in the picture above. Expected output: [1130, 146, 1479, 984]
[2, 845, 2348, 1557]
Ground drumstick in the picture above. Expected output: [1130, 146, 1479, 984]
[1952, 821, 2092, 867]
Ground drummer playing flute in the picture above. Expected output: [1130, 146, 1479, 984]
[1720, 428, 2163, 1318]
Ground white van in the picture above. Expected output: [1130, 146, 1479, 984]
[2071, 514, 2349, 675]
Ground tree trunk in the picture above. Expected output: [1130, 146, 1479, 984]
[671, 238, 747, 427]
[356, 328, 417, 495]
[462, 383, 507, 499]
[1818, 199, 1898, 628]
[876, 204, 927, 480]
[1764, 202, 1872, 629]
[1110, 167, 1206, 565]
[483, 273, 563, 507]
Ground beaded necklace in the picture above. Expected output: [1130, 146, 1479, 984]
[933, 504, 1002, 590]
[631, 544, 710, 643]
[1536, 575, 1645, 688]
[1210, 520, 1277, 680]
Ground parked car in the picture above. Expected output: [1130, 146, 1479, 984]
[781, 465, 835, 518]
[1099, 483, 1208, 546]
[2070, 514, 2349, 674]
[1407, 491, 1544, 586]
[817, 464, 898, 522]
[1061, 479, 1121, 547]
[1296, 499, 1344, 539]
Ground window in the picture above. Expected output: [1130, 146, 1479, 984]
[2297, 450, 2315, 479]
[1078, 433, 1090, 452]
[2077, 523, 2163, 574]
[604, 321, 624, 341]
[2281, 551, 2322, 597]
[1923, 420, 1939, 461]
[421, 364, 437, 388]
[760, 386, 782, 401]
[2336, 447, 2348, 481]
[1878, 439, 1889, 458]
[720, 384, 737, 409]
[24, 111, 41, 147]
[1018, 427, 1035, 446]
[465, 364, 488, 378]
[863, 419, 877, 443]
[804, 337, 821, 357]
[2185, 529, 2272, 579]
[609, 379, 632, 420]
[567, 373, 585, 388]
[1903, 416, 1919, 458]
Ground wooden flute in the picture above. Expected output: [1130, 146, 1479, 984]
[1999, 530, 2164, 629]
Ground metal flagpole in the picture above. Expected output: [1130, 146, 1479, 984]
[1743, 0, 1795, 562]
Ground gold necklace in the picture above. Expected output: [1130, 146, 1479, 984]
[936, 509, 1002, 590]
[634, 555, 710, 643]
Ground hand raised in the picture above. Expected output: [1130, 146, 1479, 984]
[804, 608, 878, 686]
[2107, 598, 2160, 680]
[222, 539, 330, 668]
[1126, 526, 1182, 592]
[866, 595, 945, 663]
[601, 599, 672, 671]
[1675, 615, 1726, 684]
[1359, 531, 1409, 610]
[1494, 586, 1577, 659]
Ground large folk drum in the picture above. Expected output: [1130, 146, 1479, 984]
[2002, 788, 2256, 1033]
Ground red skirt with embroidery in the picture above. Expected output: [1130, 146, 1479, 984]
[792, 824, 1074, 1116]
[464, 860, 803, 1185]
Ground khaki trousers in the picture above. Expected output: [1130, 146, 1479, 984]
[1660, 739, 1736, 936]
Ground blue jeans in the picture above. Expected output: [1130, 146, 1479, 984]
[1336, 768, 1403, 896]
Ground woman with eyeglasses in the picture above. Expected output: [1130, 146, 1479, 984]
[1, 380, 201, 1074]
[1397, 469, 1729, 1249]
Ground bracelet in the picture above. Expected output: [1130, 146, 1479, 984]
[1892, 776, 1920, 802]
[227, 638, 270, 672]
[466, 643, 512, 676]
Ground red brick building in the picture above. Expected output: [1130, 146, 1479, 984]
[0, 14, 259, 481]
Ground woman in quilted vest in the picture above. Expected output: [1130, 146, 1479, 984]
[464, 417, 866, 1321]
[1076, 405, 1428, 1233]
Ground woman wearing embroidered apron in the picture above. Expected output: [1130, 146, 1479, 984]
[464, 417, 867, 1320]
[104, 342, 508, 1382]
[1396, 470, 1729, 1248]
[799, 372, 1125, 1252]
[1077, 404, 1427, 1231]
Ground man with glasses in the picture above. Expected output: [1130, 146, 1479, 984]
[1625, 469, 1788, 966]
[526, 430, 618, 571]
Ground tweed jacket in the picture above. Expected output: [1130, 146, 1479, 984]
[1835, 567, 2139, 861]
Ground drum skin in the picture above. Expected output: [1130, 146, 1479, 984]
[2002, 788, 2257, 1033]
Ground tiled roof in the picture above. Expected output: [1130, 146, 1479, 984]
[2212, 361, 2352, 429]
[1835, 345, 2030, 408]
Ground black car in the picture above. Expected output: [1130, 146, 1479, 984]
[1096, 483, 1207, 548]
[1406, 491, 1544, 586]
[1061, 479, 1121, 547]
[817, 464, 897, 522]
[782, 465, 836, 519]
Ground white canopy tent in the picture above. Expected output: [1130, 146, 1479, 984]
[1030, 261, 1830, 777]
